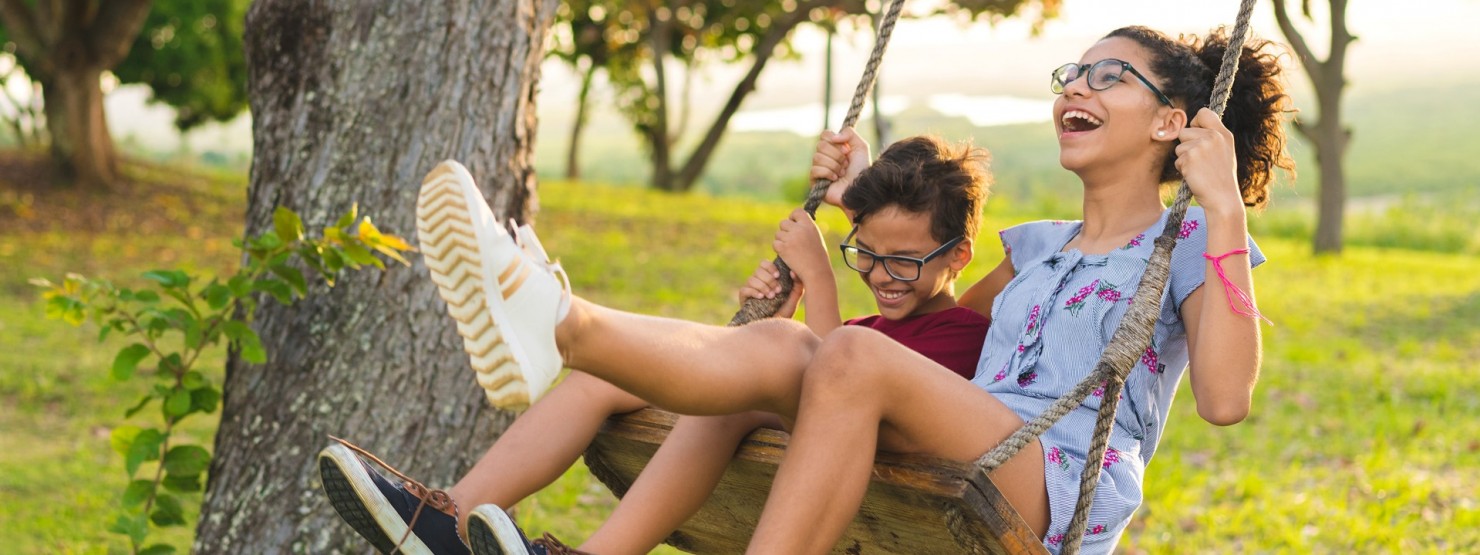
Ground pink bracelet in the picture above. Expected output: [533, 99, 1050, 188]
[1203, 248, 1272, 324]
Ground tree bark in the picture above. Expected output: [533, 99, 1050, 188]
[195, 0, 557, 552]
[1273, 0, 1352, 254]
[41, 62, 117, 188]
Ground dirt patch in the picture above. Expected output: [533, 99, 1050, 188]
[0, 151, 247, 238]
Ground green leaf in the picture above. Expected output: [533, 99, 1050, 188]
[274, 206, 306, 243]
[321, 247, 346, 274]
[110, 425, 142, 457]
[227, 274, 253, 297]
[134, 290, 161, 303]
[112, 344, 152, 380]
[125, 428, 165, 477]
[191, 386, 222, 413]
[142, 270, 190, 289]
[181, 371, 208, 389]
[108, 513, 150, 544]
[164, 388, 192, 418]
[162, 472, 202, 493]
[340, 242, 383, 269]
[162, 445, 211, 477]
[222, 321, 266, 363]
[202, 282, 232, 310]
[123, 479, 155, 507]
[334, 203, 359, 229]
[157, 353, 185, 376]
[256, 231, 284, 251]
[150, 493, 186, 526]
[253, 278, 293, 305]
[140, 544, 178, 555]
[124, 394, 154, 418]
[269, 263, 308, 296]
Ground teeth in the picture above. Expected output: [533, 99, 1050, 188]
[1061, 110, 1103, 128]
[876, 289, 905, 300]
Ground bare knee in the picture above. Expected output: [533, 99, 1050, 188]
[745, 318, 821, 369]
[802, 327, 891, 403]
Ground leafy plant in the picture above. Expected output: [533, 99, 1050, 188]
[31, 205, 411, 555]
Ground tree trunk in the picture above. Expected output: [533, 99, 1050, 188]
[565, 62, 596, 180]
[648, 9, 675, 192]
[195, 0, 557, 552]
[41, 62, 117, 188]
[1272, 0, 1351, 255]
[669, 0, 827, 193]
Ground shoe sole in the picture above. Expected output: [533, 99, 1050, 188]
[416, 161, 535, 410]
[317, 443, 432, 554]
[467, 505, 530, 555]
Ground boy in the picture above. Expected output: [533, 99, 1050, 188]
[319, 134, 992, 555]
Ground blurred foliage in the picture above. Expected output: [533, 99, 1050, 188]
[113, 0, 250, 131]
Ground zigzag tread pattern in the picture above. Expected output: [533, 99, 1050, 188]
[417, 167, 529, 403]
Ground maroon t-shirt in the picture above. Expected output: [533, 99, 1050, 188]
[843, 306, 989, 380]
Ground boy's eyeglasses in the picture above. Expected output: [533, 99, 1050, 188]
[1050, 58, 1173, 106]
[838, 226, 964, 282]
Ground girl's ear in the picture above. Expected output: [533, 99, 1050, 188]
[1155, 108, 1189, 142]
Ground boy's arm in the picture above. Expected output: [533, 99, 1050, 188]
[773, 209, 843, 335]
[812, 128, 871, 221]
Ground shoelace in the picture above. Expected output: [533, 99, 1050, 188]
[509, 221, 572, 316]
[532, 532, 593, 555]
[330, 436, 461, 554]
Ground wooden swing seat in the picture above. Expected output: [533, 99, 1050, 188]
[583, 408, 1047, 555]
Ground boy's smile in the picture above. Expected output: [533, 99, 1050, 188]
[849, 206, 970, 321]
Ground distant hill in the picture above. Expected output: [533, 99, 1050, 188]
[533, 79, 1480, 207]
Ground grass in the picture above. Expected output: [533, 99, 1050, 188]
[3, 164, 1478, 553]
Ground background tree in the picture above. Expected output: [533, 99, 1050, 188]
[192, 0, 557, 551]
[0, 0, 248, 189]
[549, 0, 638, 180]
[1273, 0, 1352, 254]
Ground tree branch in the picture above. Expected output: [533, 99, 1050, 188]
[1271, 0, 1321, 83]
[0, 0, 48, 70]
[90, 0, 153, 69]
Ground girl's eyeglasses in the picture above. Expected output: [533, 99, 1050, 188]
[1051, 58, 1173, 106]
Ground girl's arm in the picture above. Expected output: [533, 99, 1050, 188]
[1177, 108, 1263, 426]
[958, 256, 1014, 320]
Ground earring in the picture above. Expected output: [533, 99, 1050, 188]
[1156, 130, 1166, 138]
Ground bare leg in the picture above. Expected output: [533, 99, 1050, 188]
[748, 327, 1051, 554]
[447, 371, 646, 535]
[580, 411, 781, 555]
[556, 297, 818, 419]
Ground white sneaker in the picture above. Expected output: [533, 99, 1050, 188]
[416, 160, 570, 411]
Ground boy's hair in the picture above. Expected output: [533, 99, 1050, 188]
[842, 135, 990, 245]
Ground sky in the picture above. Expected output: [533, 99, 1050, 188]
[77, 0, 1480, 152]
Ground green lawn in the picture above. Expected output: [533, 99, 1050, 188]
[2, 171, 1477, 553]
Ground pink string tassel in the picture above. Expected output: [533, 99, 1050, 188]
[1203, 248, 1272, 325]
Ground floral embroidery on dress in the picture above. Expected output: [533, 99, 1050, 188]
[1025, 305, 1042, 334]
[1047, 534, 1065, 546]
[1047, 446, 1070, 471]
[1102, 447, 1121, 469]
[1179, 219, 1200, 239]
[1141, 343, 1162, 374]
[1095, 281, 1123, 303]
[1090, 524, 1106, 535]
[1000, 230, 1012, 255]
[1064, 279, 1100, 315]
[1017, 371, 1038, 387]
[1121, 233, 1144, 250]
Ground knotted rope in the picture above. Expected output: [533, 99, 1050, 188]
[729, 0, 907, 326]
[972, 1, 1259, 552]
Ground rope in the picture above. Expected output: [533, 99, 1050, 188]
[729, 0, 907, 326]
[973, 1, 1259, 552]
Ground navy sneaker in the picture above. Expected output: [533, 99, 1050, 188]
[467, 504, 587, 555]
[318, 439, 470, 554]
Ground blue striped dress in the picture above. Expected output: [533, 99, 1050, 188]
[969, 207, 1265, 553]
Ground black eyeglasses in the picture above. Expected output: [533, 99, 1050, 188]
[1051, 58, 1172, 106]
[838, 226, 964, 282]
